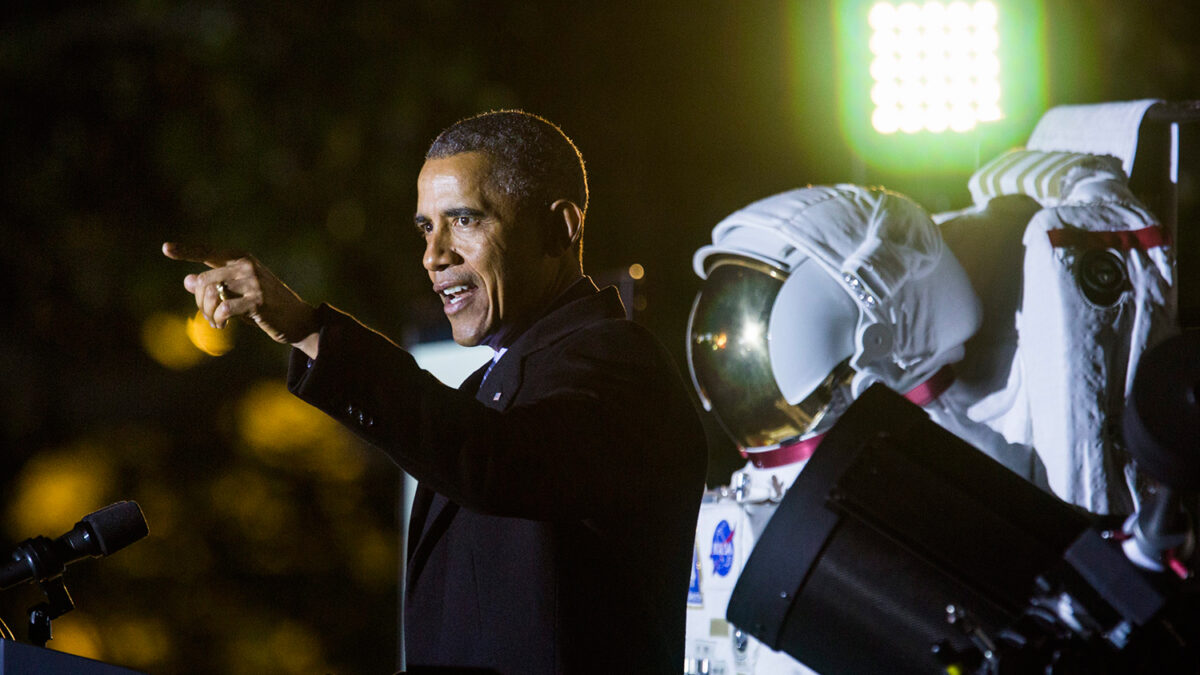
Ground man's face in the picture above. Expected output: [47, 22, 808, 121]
[416, 151, 553, 348]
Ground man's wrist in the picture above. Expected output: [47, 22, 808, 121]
[292, 305, 322, 359]
[294, 332, 320, 360]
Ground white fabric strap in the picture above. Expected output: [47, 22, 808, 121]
[1027, 99, 1161, 176]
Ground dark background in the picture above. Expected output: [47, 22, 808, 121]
[2, 1, 1197, 673]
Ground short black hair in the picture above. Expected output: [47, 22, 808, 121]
[426, 110, 589, 218]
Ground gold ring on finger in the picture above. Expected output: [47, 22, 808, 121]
[216, 282, 230, 303]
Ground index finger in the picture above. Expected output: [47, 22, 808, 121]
[162, 242, 247, 269]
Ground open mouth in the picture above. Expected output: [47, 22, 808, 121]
[438, 283, 477, 312]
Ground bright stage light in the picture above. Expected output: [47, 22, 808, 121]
[871, 107, 901, 134]
[824, 0, 1045, 173]
[867, 2, 895, 29]
[868, 1, 1002, 134]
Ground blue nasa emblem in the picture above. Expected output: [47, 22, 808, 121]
[711, 519, 735, 577]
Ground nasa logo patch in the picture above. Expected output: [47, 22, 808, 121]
[711, 519, 735, 577]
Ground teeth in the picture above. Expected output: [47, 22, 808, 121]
[441, 284, 469, 297]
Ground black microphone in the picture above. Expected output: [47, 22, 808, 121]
[0, 501, 149, 590]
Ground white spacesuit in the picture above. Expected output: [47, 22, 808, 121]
[684, 98, 1182, 673]
[683, 143, 1179, 671]
[683, 184, 1047, 674]
[952, 149, 1177, 513]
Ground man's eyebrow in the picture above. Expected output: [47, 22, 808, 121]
[443, 206, 486, 219]
[413, 206, 487, 229]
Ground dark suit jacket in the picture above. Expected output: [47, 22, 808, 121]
[288, 278, 707, 674]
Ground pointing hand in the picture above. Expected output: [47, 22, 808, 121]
[163, 242, 320, 358]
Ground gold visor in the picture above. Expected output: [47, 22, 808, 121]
[687, 256, 852, 450]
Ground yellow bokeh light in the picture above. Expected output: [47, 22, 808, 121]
[141, 313, 206, 370]
[6, 442, 115, 537]
[347, 524, 398, 587]
[186, 310, 235, 356]
[269, 621, 325, 674]
[238, 380, 344, 452]
[237, 380, 367, 481]
[628, 263, 645, 280]
[49, 613, 105, 662]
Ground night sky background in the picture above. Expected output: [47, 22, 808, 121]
[2, 1, 1198, 673]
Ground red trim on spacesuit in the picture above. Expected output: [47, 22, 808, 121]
[740, 367, 957, 469]
[741, 433, 824, 469]
[1046, 225, 1172, 251]
[902, 365, 956, 407]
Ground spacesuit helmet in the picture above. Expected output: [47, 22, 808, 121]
[688, 185, 982, 453]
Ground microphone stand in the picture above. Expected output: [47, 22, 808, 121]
[0, 501, 148, 649]
[4, 532, 79, 647]
[28, 574, 75, 648]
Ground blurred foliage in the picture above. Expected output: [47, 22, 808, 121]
[0, 1, 519, 672]
[2, 1, 1199, 672]
[1, 412, 399, 673]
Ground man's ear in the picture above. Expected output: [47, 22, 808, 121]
[546, 199, 584, 257]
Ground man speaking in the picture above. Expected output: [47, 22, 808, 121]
[165, 110, 707, 673]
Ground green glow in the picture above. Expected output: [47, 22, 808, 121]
[828, 0, 1047, 174]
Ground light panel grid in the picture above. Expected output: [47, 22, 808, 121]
[868, 1, 1002, 134]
